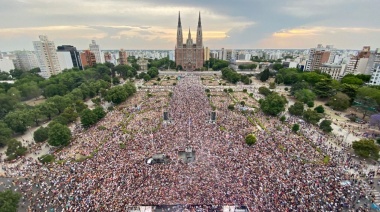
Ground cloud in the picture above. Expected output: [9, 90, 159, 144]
[258, 26, 380, 49]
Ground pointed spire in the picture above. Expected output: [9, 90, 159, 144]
[178, 11, 181, 27]
[198, 11, 201, 27]
[188, 28, 191, 39]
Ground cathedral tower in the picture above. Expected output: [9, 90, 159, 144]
[175, 12, 204, 71]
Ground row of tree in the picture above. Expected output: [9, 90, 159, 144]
[221, 67, 252, 84]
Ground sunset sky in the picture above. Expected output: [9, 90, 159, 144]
[1, 0, 380, 51]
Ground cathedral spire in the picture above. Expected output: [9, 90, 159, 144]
[198, 11, 201, 27]
[188, 28, 191, 39]
[178, 11, 181, 27]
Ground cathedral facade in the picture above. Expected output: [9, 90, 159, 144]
[175, 12, 204, 71]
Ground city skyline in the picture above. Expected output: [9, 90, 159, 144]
[1, 0, 380, 51]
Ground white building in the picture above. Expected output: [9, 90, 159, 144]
[320, 64, 345, 80]
[33, 35, 61, 78]
[369, 64, 380, 85]
[0, 58, 15, 72]
[57, 51, 74, 70]
[13, 50, 39, 71]
[89, 40, 103, 64]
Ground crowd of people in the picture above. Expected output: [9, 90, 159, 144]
[1, 75, 377, 211]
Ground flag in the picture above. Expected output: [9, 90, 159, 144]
[188, 117, 192, 125]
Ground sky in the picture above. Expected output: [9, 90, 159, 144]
[1, 0, 380, 51]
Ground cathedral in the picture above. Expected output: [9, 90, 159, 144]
[175, 12, 204, 71]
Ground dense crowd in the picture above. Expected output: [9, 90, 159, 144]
[1, 75, 376, 211]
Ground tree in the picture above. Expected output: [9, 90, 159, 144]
[340, 83, 359, 104]
[328, 92, 350, 111]
[37, 102, 58, 120]
[105, 86, 128, 104]
[302, 109, 322, 125]
[288, 102, 304, 116]
[147, 67, 159, 78]
[60, 107, 78, 123]
[4, 110, 33, 134]
[341, 74, 364, 85]
[292, 124, 300, 133]
[352, 139, 380, 160]
[33, 127, 49, 143]
[0, 190, 21, 212]
[0, 122, 12, 148]
[260, 93, 287, 116]
[272, 63, 283, 71]
[93, 106, 106, 121]
[143, 74, 151, 82]
[290, 81, 310, 95]
[313, 79, 335, 98]
[6, 139, 27, 160]
[258, 86, 271, 96]
[228, 104, 235, 110]
[294, 89, 316, 104]
[43, 84, 68, 98]
[357, 87, 380, 106]
[245, 134, 257, 146]
[0, 93, 19, 119]
[39, 154, 55, 164]
[280, 115, 286, 123]
[269, 82, 276, 89]
[9, 68, 25, 79]
[314, 105, 325, 113]
[80, 109, 98, 128]
[48, 123, 71, 146]
[47, 95, 72, 114]
[307, 101, 314, 108]
[352, 96, 379, 119]
[319, 120, 333, 133]
[7, 87, 21, 101]
[259, 69, 270, 82]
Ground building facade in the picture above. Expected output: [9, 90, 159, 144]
[57, 45, 83, 70]
[119, 49, 128, 65]
[320, 64, 345, 80]
[13, 50, 39, 71]
[80, 50, 96, 68]
[33, 35, 61, 78]
[89, 40, 102, 64]
[175, 12, 204, 71]
[0, 58, 15, 73]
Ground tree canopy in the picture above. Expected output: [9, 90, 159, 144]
[260, 93, 288, 116]
[352, 139, 380, 160]
[48, 123, 72, 146]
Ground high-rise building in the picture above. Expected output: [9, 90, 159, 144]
[345, 46, 371, 75]
[89, 40, 102, 64]
[56, 51, 74, 70]
[305, 44, 331, 71]
[13, 50, 39, 71]
[104, 52, 112, 63]
[57, 45, 83, 70]
[368, 49, 380, 85]
[204, 47, 210, 61]
[33, 35, 61, 78]
[175, 12, 204, 71]
[119, 49, 128, 65]
[0, 58, 15, 73]
[80, 50, 96, 68]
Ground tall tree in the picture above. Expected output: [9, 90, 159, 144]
[48, 123, 71, 146]
[328, 92, 351, 111]
[288, 101, 305, 116]
[259, 68, 270, 82]
[260, 93, 287, 116]
[302, 109, 322, 125]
